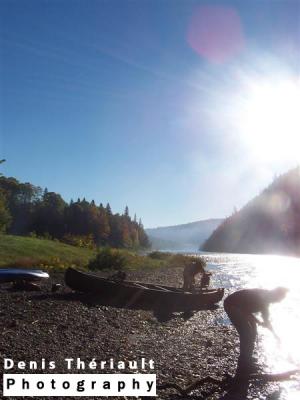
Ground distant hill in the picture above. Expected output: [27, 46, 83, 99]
[202, 167, 300, 256]
[146, 219, 223, 251]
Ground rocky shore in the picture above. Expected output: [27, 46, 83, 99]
[0, 267, 280, 399]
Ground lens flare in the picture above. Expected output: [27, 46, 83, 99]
[187, 5, 245, 64]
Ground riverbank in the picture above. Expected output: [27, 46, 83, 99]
[0, 234, 196, 271]
[0, 266, 279, 399]
[0, 234, 95, 269]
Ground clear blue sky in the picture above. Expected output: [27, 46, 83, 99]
[1, 0, 300, 228]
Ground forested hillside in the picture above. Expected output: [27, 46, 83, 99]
[0, 174, 149, 249]
[202, 167, 300, 256]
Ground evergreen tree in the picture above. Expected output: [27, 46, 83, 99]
[33, 192, 66, 238]
[95, 205, 111, 246]
[124, 205, 129, 218]
[0, 160, 11, 231]
[0, 190, 11, 232]
[106, 203, 112, 215]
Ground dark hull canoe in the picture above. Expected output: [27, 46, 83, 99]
[65, 268, 224, 311]
[0, 268, 49, 283]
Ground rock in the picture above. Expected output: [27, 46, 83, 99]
[51, 283, 62, 293]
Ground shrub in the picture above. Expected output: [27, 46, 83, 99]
[4, 256, 67, 270]
[88, 248, 127, 271]
[147, 251, 171, 260]
[28, 231, 37, 238]
[4, 257, 44, 269]
[61, 234, 96, 249]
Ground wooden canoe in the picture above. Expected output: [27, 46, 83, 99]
[65, 267, 224, 311]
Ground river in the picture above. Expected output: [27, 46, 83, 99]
[186, 252, 300, 399]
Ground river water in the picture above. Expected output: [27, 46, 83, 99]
[187, 251, 300, 399]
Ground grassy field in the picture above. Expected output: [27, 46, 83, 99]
[0, 234, 95, 269]
[0, 235, 203, 272]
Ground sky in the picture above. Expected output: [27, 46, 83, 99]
[1, 0, 300, 228]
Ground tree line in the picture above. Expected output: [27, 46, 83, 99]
[202, 167, 300, 256]
[0, 173, 150, 249]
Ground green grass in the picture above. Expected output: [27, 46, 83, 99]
[0, 234, 96, 270]
[0, 235, 205, 272]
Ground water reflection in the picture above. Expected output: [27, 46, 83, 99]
[200, 252, 300, 399]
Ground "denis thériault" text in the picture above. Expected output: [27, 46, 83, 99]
[4, 357, 155, 371]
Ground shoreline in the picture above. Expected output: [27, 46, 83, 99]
[0, 267, 279, 399]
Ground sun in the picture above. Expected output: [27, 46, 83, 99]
[236, 77, 300, 163]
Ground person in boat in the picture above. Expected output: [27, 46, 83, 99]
[224, 287, 288, 375]
[200, 271, 211, 289]
[183, 260, 205, 291]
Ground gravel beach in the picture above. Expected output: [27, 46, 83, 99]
[0, 267, 281, 399]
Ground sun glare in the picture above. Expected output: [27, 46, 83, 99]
[237, 77, 300, 163]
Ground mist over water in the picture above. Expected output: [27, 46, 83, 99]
[190, 251, 300, 399]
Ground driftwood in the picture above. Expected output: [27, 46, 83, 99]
[157, 369, 300, 396]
